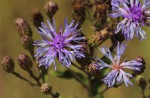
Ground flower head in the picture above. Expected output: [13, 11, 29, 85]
[110, 0, 150, 40]
[34, 18, 85, 69]
[94, 42, 142, 87]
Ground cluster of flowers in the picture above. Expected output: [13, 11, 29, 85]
[34, 0, 149, 87]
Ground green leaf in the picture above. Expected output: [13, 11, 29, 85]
[50, 70, 73, 79]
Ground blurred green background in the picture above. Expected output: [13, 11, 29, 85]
[0, 0, 150, 98]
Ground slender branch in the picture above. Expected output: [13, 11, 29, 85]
[28, 48, 35, 61]
[141, 89, 146, 98]
[99, 86, 109, 95]
[12, 71, 36, 86]
[71, 62, 88, 74]
[38, 70, 47, 83]
[68, 69, 88, 89]
[27, 70, 41, 86]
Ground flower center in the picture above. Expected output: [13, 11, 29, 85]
[112, 64, 122, 70]
[53, 35, 65, 50]
[128, 5, 145, 24]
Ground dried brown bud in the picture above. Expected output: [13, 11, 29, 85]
[72, 0, 84, 11]
[1, 56, 15, 73]
[72, 0, 85, 28]
[18, 54, 33, 70]
[41, 83, 52, 94]
[32, 9, 44, 28]
[15, 18, 32, 37]
[44, 0, 58, 18]
[136, 56, 146, 65]
[88, 62, 99, 75]
[21, 35, 34, 50]
[92, 29, 112, 46]
[94, 1, 110, 30]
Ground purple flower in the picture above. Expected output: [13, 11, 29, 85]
[94, 42, 142, 87]
[111, 0, 128, 9]
[110, 0, 150, 40]
[34, 18, 85, 69]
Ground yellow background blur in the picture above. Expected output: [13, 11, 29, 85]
[0, 0, 150, 98]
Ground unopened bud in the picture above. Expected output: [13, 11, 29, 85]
[15, 18, 32, 37]
[133, 56, 146, 76]
[136, 56, 146, 66]
[18, 54, 33, 70]
[21, 35, 34, 50]
[32, 9, 44, 28]
[44, 0, 58, 18]
[1, 56, 15, 73]
[72, 0, 84, 11]
[136, 75, 147, 90]
[41, 83, 52, 94]
[88, 62, 100, 75]
[92, 30, 112, 46]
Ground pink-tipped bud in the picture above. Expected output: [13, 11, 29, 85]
[2, 56, 15, 73]
[18, 54, 33, 70]
[21, 35, 34, 50]
[44, 0, 58, 18]
[15, 18, 32, 37]
[41, 83, 52, 94]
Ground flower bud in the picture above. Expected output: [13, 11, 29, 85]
[136, 56, 146, 66]
[72, 0, 85, 28]
[44, 0, 58, 18]
[1, 56, 15, 73]
[32, 9, 44, 28]
[15, 18, 32, 37]
[91, 29, 112, 46]
[72, 0, 84, 11]
[88, 62, 100, 75]
[21, 35, 34, 50]
[41, 83, 52, 94]
[18, 54, 33, 70]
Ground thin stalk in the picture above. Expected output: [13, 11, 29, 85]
[99, 86, 109, 95]
[68, 69, 88, 89]
[71, 62, 88, 74]
[28, 70, 41, 86]
[29, 48, 35, 61]
[12, 71, 36, 86]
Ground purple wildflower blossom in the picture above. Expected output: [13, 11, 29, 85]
[34, 18, 85, 69]
[110, 0, 150, 40]
[111, 0, 128, 9]
[94, 42, 142, 87]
